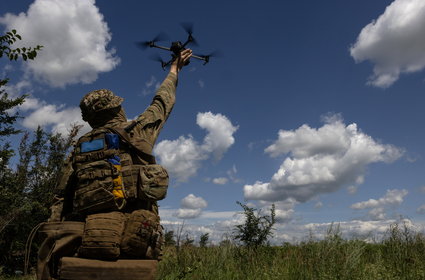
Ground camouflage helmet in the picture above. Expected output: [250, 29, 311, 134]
[80, 89, 123, 121]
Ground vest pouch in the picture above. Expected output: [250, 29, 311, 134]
[74, 160, 121, 214]
[78, 212, 126, 260]
[138, 164, 169, 201]
[73, 177, 117, 214]
[121, 210, 160, 259]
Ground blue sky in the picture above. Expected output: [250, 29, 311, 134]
[1, 0, 425, 243]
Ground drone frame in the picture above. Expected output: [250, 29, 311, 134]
[141, 26, 212, 69]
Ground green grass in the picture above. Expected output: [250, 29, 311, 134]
[157, 223, 425, 280]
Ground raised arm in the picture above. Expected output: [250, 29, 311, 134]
[132, 49, 192, 149]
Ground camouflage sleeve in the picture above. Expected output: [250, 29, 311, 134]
[149, 72, 177, 121]
[134, 72, 178, 146]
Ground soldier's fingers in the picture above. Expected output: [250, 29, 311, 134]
[181, 51, 192, 60]
[181, 49, 192, 57]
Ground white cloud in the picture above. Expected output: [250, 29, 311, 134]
[3, 79, 90, 135]
[175, 208, 202, 219]
[197, 112, 239, 161]
[275, 209, 294, 223]
[299, 219, 414, 242]
[351, 189, 408, 221]
[160, 208, 419, 245]
[154, 136, 206, 182]
[351, 189, 408, 210]
[212, 177, 228, 185]
[154, 112, 238, 182]
[314, 201, 323, 209]
[0, 0, 120, 88]
[181, 194, 208, 209]
[244, 115, 404, 203]
[175, 194, 208, 219]
[21, 101, 89, 135]
[350, 0, 425, 88]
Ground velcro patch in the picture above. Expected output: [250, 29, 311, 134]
[81, 138, 105, 153]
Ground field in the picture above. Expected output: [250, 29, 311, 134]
[158, 224, 425, 280]
[2, 224, 425, 280]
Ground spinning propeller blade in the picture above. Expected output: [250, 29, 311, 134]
[180, 22, 199, 47]
[136, 32, 169, 49]
[195, 50, 223, 64]
[149, 54, 171, 69]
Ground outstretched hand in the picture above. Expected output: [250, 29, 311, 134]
[170, 49, 192, 74]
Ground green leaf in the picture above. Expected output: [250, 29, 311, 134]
[14, 54, 18, 61]
[22, 54, 27, 61]
[12, 29, 16, 34]
[16, 34, 22, 40]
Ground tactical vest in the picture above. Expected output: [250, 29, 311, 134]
[72, 126, 169, 215]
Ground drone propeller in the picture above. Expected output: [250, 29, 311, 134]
[194, 50, 223, 64]
[149, 54, 172, 69]
[180, 22, 199, 47]
[136, 32, 169, 49]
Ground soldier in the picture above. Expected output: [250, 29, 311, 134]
[37, 49, 192, 280]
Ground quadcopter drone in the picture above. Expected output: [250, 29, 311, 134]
[137, 23, 218, 69]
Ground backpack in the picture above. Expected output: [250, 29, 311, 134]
[71, 125, 169, 215]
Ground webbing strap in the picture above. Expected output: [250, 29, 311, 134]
[107, 126, 156, 164]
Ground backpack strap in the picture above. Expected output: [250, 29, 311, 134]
[107, 126, 156, 165]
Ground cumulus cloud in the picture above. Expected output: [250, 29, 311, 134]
[181, 194, 208, 209]
[22, 102, 89, 135]
[244, 115, 404, 203]
[154, 136, 206, 182]
[197, 112, 238, 161]
[350, 0, 425, 88]
[175, 194, 208, 219]
[0, 0, 120, 88]
[4, 79, 89, 135]
[351, 189, 408, 220]
[154, 112, 238, 182]
[351, 189, 408, 210]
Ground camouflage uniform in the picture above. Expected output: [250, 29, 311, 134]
[54, 72, 177, 219]
[37, 72, 178, 280]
